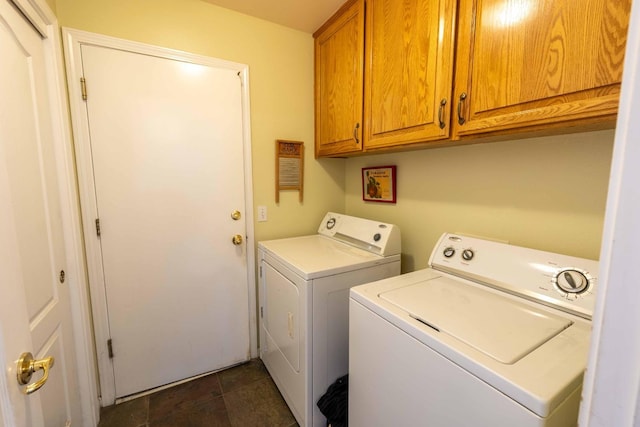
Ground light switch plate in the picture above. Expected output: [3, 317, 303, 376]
[257, 206, 267, 222]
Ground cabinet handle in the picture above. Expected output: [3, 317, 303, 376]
[457, 92, 467, 125]
[438, 98, 447, 129]
[353, 123, 360, 144]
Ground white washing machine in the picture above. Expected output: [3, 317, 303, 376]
[258, 212, 401, 427]
[350, 232, 598, 427]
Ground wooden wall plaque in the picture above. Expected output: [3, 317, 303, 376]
[276, 140, 304, 203]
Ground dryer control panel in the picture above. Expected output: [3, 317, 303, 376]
[429, 233, 599, 319]
[317, 212, 401, 257]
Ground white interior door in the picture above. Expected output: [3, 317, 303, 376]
[0, 1, 81, 425]
[75, 41, 251, 399]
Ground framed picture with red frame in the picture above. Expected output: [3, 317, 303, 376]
[362, 166, 396, 203]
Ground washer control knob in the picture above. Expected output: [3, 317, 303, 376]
[373, 233, 381, 242]
[462, 249, 474, 261]
[553, 269, 590, 295]
[326, 218, 336, 229]
[443, 247, 455, 258]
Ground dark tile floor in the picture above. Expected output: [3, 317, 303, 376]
[98, 359, 299, 427]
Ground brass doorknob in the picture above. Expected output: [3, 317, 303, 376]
[17, 352, 55, 395]
[232, 234, 243, 245]
[231, 210, 241, 220]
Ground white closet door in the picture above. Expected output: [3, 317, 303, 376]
[0, 1, 81, 424]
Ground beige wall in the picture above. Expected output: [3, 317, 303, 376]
[55, 0, 345, 244]
[346, 130, 614, 272]
[45, 0, 56, 15]
[54, 0, 614, 275]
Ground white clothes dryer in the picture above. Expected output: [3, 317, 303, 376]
[349, 232, 598, 427]
[258, 212, 401, 427]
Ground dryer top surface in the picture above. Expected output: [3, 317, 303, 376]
[259, 235, 399, 280]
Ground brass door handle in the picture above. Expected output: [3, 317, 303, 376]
[232, 234, 243, 245]
[17, 352, 55, 395]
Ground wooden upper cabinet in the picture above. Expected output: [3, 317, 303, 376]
[314, 0, 365, 157]
[363, 0, 457, 150]
[452, 0, 631, 138]
[314, 0, 630, 156]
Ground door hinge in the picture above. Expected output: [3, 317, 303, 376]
[107, 339, 114, 359]
[260, 306, 263, 318]
[80, 77, 87, 100]
[259, 265, 262, 278]
[95, 218, 101, 237]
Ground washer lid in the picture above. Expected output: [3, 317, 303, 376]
[380, 276, 573, 364]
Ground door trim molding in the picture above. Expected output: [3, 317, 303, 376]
[62, 28, 257, 405]
[578, 2, 640, 425]
[7, 1, 100, 425]
[8, 0, 47, 36]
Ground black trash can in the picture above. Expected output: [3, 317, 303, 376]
[317, 374, 348, 427]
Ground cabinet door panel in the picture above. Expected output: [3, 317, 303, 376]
[364, 0, 456, 149]
[315, 0, 365, 157]
[454, 0, 630, 137]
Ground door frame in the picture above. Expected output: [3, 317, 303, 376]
[5, 0, 99, 425]
[62, 28, 257, 405]
[578, 1, 640, 425]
